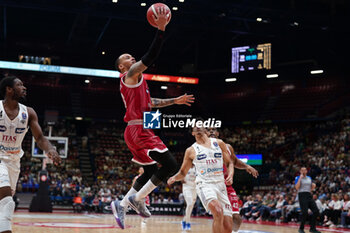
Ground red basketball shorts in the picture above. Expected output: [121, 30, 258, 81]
[124, 125, 168, 165]
[226, 186, 239, 214]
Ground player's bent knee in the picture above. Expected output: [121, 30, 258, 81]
[0, 196, 15, 232]
[209, 201, 223, 217]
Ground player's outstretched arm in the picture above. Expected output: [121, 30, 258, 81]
[151, 93, 195, 108]
[218, 139, 234, 186]
[227, 144, 259, 178]
[28, 107, 61, 166]
[126, 7, 169, 83]
[167, 147, 194, 185]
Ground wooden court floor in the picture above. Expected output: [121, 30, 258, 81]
[12, 212, 350, 233]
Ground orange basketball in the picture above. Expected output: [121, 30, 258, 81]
[147, 3, 171, 28]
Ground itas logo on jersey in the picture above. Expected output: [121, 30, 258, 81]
[143, 110, 161, 129]
[206, 159, 218, 165]
[2, 135, 17, 142]
[0, 125, 6, 132]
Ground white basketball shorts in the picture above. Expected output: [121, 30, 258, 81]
[196, 181, 233, 217]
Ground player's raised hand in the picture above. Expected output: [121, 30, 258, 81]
[175, 93, 195, 106]
[246, 165, 259, 178]
[47, 149, 61, 166]
[167, 176, 176, 185]
[152, 6, 169, 31]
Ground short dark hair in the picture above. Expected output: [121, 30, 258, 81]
[115, 57, 121, 72]
[0, 76, 18, 99]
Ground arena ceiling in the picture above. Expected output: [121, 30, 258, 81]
[0, 0, 348, 77]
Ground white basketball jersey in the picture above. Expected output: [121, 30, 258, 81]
[192, 138, 224, 184]
[0, 101, 29, 160]
[183, 166, 196, 187]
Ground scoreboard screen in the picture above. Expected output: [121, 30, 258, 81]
[236, 154, 262, 165]
[231, 43, 271, 73]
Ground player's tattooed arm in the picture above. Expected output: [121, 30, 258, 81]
[151, 93, 195, 108]
[151, 98, 175, 108]
[126, 61, 147, 84]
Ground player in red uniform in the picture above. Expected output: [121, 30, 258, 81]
[111, 6, 194, 230]
[207, 127, 258, 233]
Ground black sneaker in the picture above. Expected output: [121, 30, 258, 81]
[298, 229, 306, 233]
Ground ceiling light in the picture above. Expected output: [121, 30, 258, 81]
[75, 117, 83, 120]
[141, 3, 146, 6]
[161, 86, 168, 90]
[256, 17, 262, 22]
[112, 0, 118, 3]
[225, 78, 237, 82]
[266, 74, 278, 79]
[172, 7, 178, 11]
[179, 0, 185, 2]
[310, 70, 323, 74]
[85, 80, 90, 84]
[101, 51, 105, 55]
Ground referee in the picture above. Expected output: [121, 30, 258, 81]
[295, 167, 321, 233]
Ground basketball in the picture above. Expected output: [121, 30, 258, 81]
[147, 3, 171, 28]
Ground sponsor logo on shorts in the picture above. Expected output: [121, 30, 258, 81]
[199, 169, 206, 175]
[0, 125, 7, 132]
[197, 154, 207, 160]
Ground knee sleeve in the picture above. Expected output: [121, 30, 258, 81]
[149, 151, 178, 183]
[0, 196, 15, 232]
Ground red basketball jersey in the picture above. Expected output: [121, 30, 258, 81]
[120, 73, 152, 122]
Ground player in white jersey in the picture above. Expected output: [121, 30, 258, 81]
[181, 165, 197, 230]
[168, 123, 234, 233]
[207, 127, 259, 233]
[0, 76, 61, 233]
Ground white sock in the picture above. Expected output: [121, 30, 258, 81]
[135, 180, 157, 201]
[120, 187, 137, 207]
[185, 203, 195, 223]
[232, 231, 239, 233]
